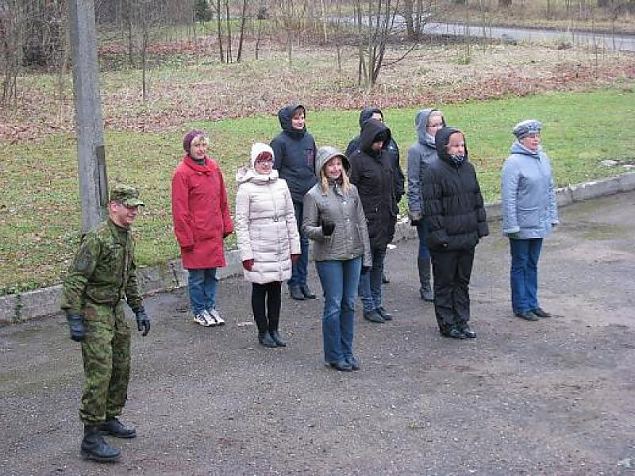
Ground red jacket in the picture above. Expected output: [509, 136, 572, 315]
[171, 155, 234, 269]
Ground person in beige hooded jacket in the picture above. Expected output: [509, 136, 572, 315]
[235, 143, 301, 348]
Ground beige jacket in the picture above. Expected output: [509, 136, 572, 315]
[235, 143, 301, 284]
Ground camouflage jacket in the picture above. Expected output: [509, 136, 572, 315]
[61, 219, 143, 314]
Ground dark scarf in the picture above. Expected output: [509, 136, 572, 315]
[448, 154, 466, 167]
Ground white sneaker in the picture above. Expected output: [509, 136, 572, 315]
[202, 309, 218, 326]
[208, 308, 225, 326]
[193, 312, 211, 327]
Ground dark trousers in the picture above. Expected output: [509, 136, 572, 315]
[251, 282, 282, 334]
[288, 201, 309, 288]
[430, 248, 475, 331]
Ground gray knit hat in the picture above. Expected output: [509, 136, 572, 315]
[513, 120, 542, 139]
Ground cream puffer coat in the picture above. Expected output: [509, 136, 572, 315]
[235, 143, 301, 284]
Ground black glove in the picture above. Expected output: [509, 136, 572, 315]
[321, 220, 335, 236]
[135, 307, 151, 336]
[361, 266, 371, 275]
[66, 314, 85, 342]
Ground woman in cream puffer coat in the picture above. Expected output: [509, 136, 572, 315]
[235, 143, 301, 348]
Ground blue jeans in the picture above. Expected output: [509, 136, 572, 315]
[188, 268, 218, 314]
[416, 222, 430, 259]
[316, 257, 361, 364]
[509, 238, 543, 314]
[288, 201, 309, 288]
[358, 247, 386, 312]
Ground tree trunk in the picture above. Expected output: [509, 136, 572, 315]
[236, 0, 248, 62]
[403, 0, 416, 39]
[215, 0, 224, 62]
[224, 0, 232, 63]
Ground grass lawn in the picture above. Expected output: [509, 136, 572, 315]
[1, 87, 633, 295]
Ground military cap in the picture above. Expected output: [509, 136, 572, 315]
[110, 184, 144, 206]
[512, 120, 542, 140]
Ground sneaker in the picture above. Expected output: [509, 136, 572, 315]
[208, 308, 225, 326]
[193, 312, 211, 327]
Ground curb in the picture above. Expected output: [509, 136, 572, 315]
[1, 172, 634, 325]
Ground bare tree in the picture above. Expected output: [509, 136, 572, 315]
[273, 0, 309, 64]
[353, 0, 401, 90]
[236, 0, 248, 62]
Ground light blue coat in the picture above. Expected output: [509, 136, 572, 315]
[501, 142, 559, 239]
[407, 109, 441, 220]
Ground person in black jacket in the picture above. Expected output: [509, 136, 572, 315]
[349, 118, 397, 324]
[422, 127, 489, 339]
[270, 103, 318, 301]
[346, 107, 404, 285]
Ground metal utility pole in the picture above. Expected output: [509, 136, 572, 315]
[68, 0, 108, 232]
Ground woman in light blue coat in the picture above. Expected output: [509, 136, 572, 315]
[407, 109, 446, 301]
[501, 120, 559, 321]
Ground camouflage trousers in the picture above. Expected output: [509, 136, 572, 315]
[79, 300, 131, 425]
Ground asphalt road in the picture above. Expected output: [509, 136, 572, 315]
[1, 191, 634, 475]
[421, 21, 635, 52]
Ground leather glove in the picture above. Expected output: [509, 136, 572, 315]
[291, 254, 301, 264]
[135, 307, 151, 337]
[361, 266, 371, 275]
[66, 313, 85, 342]
[321, 220, 335, 236]
[242, 259, 254, 271]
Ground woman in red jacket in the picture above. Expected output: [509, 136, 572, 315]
[171, 130, 234, 327]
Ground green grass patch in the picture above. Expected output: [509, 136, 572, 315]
[1, 87, 633, 294]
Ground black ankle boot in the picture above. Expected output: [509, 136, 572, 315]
[269, 330, 287, 347]
[258, 332, 277, 348]
[81, 425, 121, 462]
[99, 417, 136, 438]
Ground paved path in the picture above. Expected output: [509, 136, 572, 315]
[421, 21, 635, 52]
[1, 191, 634, 474]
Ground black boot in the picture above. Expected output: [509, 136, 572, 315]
[289, 286, 305, 300]
[81, 425, 121, 462]
[269, 330, 287, 347]
[258, 332, 277, 348]
[300, 284, 316, 299]
[418, 257, 434, 301]
[267, 311, 286, 347]
[99, 417, 136, 438]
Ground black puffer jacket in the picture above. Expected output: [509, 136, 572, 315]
[270, 103, 317, 203]
[349, 118, 397, 249]
[422, 127, 489, 252]
[345, 107, 405, 204]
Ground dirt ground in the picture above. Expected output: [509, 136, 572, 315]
[1, 191, 634, 475]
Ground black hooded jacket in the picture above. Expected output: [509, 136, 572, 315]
[345, 107, 405, 204]
[270, 103, 317, 203]
[422, 127, 489, 251]
[349, 118, 397, 249]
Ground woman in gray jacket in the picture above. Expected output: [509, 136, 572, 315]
[501, 120, 559, 321]
[303, 147, 372, 372]
[407, 109, 446, 301]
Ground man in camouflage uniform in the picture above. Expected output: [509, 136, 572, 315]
[61, 184, 151, 463]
